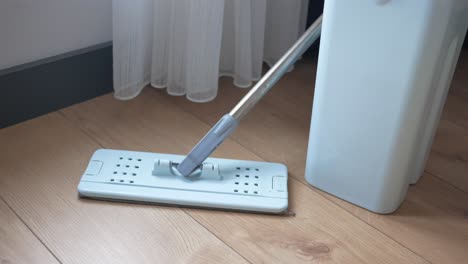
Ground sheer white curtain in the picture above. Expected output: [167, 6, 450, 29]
[113, 0, 309, 102]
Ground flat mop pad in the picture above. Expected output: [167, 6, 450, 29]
[78, 149, 288, 213]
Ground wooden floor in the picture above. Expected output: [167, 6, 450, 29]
[1, 52, 468, 264]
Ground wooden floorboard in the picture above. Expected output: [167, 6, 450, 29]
[0, 197, 59, 264]
[426, 118, 468, 193]
[443, 94, 468, 131]
[0, 113, 248, 264]
[60, 90, 426, 263]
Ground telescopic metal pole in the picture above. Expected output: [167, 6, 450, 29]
[230, 15, 323, 120]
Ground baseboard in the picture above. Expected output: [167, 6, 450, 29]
[0, 42, 113, 128]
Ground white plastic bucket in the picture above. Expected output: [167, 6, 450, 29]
[306, 0, 468, 213]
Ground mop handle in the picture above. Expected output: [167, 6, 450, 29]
[230, 15, 323, 120]
[177, 15, 323, 177]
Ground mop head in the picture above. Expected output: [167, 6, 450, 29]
[78, 149, 288, 214]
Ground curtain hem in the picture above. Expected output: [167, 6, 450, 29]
[114, 59, 297, 102]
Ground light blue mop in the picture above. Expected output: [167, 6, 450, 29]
[78, 16, 322, 214]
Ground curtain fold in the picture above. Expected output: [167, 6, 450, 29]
[113, 0, 309, 102]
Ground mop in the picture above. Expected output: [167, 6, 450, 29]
[78, 16, 322, 214]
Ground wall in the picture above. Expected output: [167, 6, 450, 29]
[0, 0, 112, 70]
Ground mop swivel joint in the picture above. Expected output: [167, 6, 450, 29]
[177, 114, 239, 177]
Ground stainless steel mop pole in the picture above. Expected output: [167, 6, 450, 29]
[177, 15, 323, 177]
[230, 15, 323, 120]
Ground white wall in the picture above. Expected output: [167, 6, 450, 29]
[0, 0, 112, 70]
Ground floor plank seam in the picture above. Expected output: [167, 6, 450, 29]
[423, 170, 468, 195]
[181, 210, 254, 264]
[427, 116, 468, 194]
[157, 91, 434, 263]
[0, 195, 64, 264]
[56, 110, 105, 149]
[57, 108, 253, 263]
